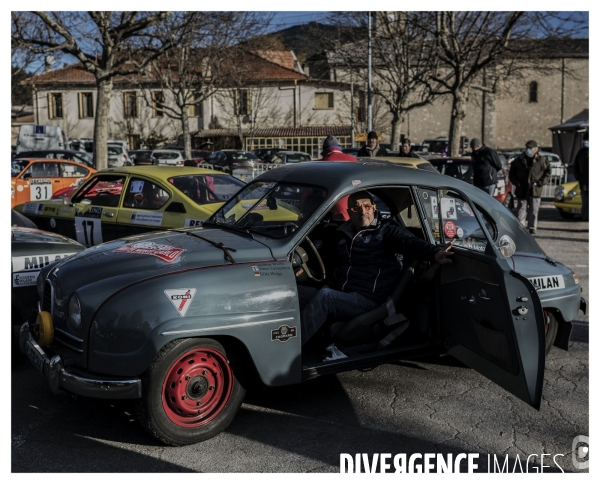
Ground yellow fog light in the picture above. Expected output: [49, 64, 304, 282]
[34, 311, 54, 346]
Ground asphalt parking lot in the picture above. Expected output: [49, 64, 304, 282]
[11, 203, 589, 473]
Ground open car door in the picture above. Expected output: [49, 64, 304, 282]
[420, 186, 545, 409]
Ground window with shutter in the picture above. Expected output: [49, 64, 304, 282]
[153, 91, 165, 117]
[48, 93, 63, 119]
[314, 92, 334, 110]
[124, 92, 138, 118]
[79, 92, 94, 118]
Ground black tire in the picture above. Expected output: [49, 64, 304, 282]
[544, 310, 559, 356]
[136, 338, 245, 446]
[558, 210, 575, 219]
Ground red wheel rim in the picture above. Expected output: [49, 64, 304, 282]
[161, 347, 233, 428]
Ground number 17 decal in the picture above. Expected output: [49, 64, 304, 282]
[75, 207, 104, 247]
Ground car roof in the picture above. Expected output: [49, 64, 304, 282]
[357, 156, 435, 168]
[103, 165, 225, 179]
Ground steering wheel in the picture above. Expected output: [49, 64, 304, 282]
[295, 236, 326, 283]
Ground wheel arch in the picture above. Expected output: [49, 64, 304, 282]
[543, 306, 571, 351]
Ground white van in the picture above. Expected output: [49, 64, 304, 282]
[16, 125, 66, 154]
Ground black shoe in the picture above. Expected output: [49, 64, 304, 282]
[529, 229, 537, 235]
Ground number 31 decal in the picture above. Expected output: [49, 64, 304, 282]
[75, 214, 103, 247]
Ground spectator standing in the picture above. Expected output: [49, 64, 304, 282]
[508, 140, 551, 234]
[397, 139, 420, 159]
[573, 133, 589, 221]
[357, 131, 388, 157]
[470, 138, 503, 195]
[320, 135, 358, 221]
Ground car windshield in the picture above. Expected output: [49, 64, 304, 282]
[210, 180, 328, 238]
[73, 152, 93, 164]
[225, 151, 258, 161]
[154, 152, 179, 160]
[431, 160, 474, 182]
[12, 160, 29, 177]
[168, 174, 245, 205]
[426, 141, 449, 153]
[73, 175, 125, 207]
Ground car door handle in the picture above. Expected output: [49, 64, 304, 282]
[103, 212, 114, 217]
[461, 296, 475, 305]
[478, 290, 491, 300]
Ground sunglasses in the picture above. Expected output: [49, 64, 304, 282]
[348, 203, 374, 213]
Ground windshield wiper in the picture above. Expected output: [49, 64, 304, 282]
[166, 228, 237, 264]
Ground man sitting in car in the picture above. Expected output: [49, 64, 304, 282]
[299, 190, 453, 346]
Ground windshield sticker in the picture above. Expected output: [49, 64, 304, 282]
[431, 196, 438, 220]
[130, 212, 163, 226]
[164, 289, 196, 317]
[457, 240, 487, 252]
[271, 325, 297, 342]
[527, 275, 565, 292]
[184, 219, 203, 227]
[422, 192, 429, 200]
[266, 182, 276, 189]
[130, 180, 144, 193]
[22, 202, 44, 215]
[252, 265, 260, 277]
[114, 242, 185, 263]
[444, 220, 457, 238]
[352, 180, 361, 186]
[456, 227, 464, 238]
[441, 198, 457, 220]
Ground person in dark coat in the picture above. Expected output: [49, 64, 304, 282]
[508, 140, 551, 234]
[357, 131, 388, 157]
[397, 138, 420, 158]
[470, 138, 503, 195]
[573, 133, 589, 221]
[299, 190, 453, 345]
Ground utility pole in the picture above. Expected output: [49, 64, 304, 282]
[367, 11, 373, 133]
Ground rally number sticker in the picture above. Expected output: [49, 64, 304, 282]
[75, 207, 103, 246]
[29, 180, 52, 201]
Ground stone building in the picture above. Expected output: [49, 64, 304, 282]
[305, 39, 588, 150]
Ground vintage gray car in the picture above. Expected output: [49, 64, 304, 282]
[20, 160, 586, 446]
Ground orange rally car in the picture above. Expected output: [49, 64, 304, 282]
[11, 158, 96, 208]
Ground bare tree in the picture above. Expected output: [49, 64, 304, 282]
[11, 11, 190, 169]
[429, 11, 588, 156]
[135, 12, 270, 159]
[321, 12, 441, 150]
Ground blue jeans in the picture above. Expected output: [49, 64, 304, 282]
[300, 288, 379, 345]
[476, 184, 496, 196]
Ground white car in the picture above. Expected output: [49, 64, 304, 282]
[151, 149, 185, 166]
[107, 144, 132, 167]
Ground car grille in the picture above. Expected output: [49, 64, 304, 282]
[42, 281, 53, 312]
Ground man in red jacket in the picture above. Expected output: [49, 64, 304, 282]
[321, 135, 358, 220]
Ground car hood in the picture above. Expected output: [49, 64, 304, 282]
[46, 227, 275, 301]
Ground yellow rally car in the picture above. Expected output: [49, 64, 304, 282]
[553, 181, 582, 219]
[13, 166, 248, 247]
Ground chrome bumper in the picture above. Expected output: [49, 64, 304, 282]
[19, 323, 142, 399]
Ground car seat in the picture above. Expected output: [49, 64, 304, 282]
[329, 259, 420, 349]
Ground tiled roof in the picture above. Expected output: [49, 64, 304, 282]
[251, 50, 303, 73]
[193, 125, 351, 138]
[25, 50, 307, 86]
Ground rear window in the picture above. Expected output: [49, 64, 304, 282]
[168, 174, 244, 204]
[154, 152, 180, 160]
[431, 160, 473, 182]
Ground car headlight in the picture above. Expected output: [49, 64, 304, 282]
[37, 272, 45, 300]
[554, 186, 565, 201]
[498, 234, 516, 258]
[567, 189, 578, 199]
[68, 294, 82, 330]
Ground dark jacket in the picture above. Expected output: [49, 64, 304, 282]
[573, 147, 589, 190]
[472, 145, 502, 187]
[509, 152, 551, 199]
[397, 149, 420, 159]
[334, 215, 440, 303]
[357, 142, 388, 157]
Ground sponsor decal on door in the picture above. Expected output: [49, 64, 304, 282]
[130, 212, 163, 226]
[164, 288, 196, 317]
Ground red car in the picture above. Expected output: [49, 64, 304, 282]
[429, 157, 513, 208]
